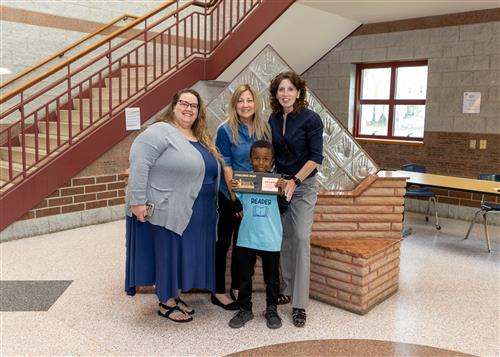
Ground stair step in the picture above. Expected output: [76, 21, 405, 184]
[38, 121, 90, 136]
[58, 110, 100, 123]
[21, 133, 69, 150]
[119, 66, 162, 78]
[0, 146, 47, 165]
[73, 98, 121, 111]
[0, 160, 23, 181]
[104, 77, 148, 92]
[91, 87, 132, 100]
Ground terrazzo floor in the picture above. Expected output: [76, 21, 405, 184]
[0, 212, 499, 356]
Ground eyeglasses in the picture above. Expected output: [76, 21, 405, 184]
[177, 99, 199, 110]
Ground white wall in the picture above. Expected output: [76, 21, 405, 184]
[217, 2, 360, 81]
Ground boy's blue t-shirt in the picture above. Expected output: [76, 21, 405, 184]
[236, 192, 283, 252]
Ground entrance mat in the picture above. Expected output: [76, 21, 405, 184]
[0, 280, 72, 311]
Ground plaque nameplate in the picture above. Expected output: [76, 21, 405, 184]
[233, 171, 282, 195]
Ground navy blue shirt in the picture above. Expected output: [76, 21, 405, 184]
[269, 108, 324, 177]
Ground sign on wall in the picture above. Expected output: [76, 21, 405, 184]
[462, 92, 481, 114]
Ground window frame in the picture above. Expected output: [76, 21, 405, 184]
[353, 60, 428, 142]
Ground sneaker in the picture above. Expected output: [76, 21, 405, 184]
[265, 305, 282, 329]
[228, 309, 254, 329]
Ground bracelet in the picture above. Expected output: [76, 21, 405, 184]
[292, 176, 302, 187]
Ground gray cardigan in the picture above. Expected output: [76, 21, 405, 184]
[127, 122, 220, 235]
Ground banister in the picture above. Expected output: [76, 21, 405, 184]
[0, 0, 225, 104]
[0, 0, 263, 157]
[0, 13, 139, 90]
[0, 0, 294, 230]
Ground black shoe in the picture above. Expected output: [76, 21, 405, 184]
[228, 309, 254, 328]
[292, 308, 306, 328]
[210, 294, 239, 311]
[265, 305, 282, 329]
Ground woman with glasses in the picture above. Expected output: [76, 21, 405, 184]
[125, 88, 221, 323]
[268, 71, 324, 327]
[212, 84, 272, 310]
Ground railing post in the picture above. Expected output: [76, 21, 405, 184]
[204, 4, 208, 56]
[67, 64, 73, 145]
[108, 41, 113, 117]
[89, 79, 94, 126]
[7, 129, 12, 182]
[175, 12, 179, 69]
[144, 19, 149, 90]
[20, 94, 26, 178]
[56, 98, 61, 149]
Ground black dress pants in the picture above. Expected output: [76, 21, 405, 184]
[237, 246, 280, 312]
[215, 191, 241, 293]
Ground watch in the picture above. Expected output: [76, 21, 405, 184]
[292, 176, 302, 187]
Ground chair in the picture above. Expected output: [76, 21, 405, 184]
[464, 174, 500, 252]
[401, 163, 441, 230]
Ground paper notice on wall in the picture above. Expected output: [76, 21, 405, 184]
[462, 92, 481, 114]
[125, 107, 141, 130]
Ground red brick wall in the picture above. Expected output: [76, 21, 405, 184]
[18, 174, 126, 220]
[360, 132, 500, 179]
[413, 186, 499, 209]
[312, 177, 405, 240]
[310, 240, 400, 314]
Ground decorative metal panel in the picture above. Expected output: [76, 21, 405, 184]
[206, 45, 379, 192]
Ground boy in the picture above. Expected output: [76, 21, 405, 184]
[228, 140, 288, 329]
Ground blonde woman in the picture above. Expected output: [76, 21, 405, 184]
[212, 84, 271, 309]
[126, 88, 221, 323]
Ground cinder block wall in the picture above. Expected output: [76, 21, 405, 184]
[303, 11, 500, 179]
[0, 1, 165, 79]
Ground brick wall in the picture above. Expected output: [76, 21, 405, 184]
[312, 176, 405, 239]
[413, 185, 499, 209]
[18, 174, 126, 221]
[310, 239, 400, 314]
[361, 132, 500, 179]
[308, 174, 405, 313]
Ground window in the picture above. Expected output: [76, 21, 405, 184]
[354, 60, 428, 141]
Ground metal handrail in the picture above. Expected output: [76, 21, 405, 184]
[0, 0, 262, 190]
[0, 13, 138, 90]
[0, 0, 184, 103]
[0, 0, 226, 103]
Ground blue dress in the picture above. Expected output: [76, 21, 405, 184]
[125, 141, 218, 302]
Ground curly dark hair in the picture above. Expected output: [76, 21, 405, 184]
[269, 71, 308, 114]
[250, 139, 274, 159]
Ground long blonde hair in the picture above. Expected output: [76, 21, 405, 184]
[226, 84, 271, 143]
[160, 88, 221, 161]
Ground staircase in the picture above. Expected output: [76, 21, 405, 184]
[0, 0, 295, 231]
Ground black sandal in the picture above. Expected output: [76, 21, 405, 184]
[174, 297, 195, 315]
[277, 294, 291, 305]
[292, 308, 306, 327]
[158, 303, 193, 323]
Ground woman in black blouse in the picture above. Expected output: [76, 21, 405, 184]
[268, 71, 324, 327]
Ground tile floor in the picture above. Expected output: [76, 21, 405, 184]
[0, 212, 499, 356]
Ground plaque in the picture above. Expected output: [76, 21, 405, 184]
[233, 171, 281, 195]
